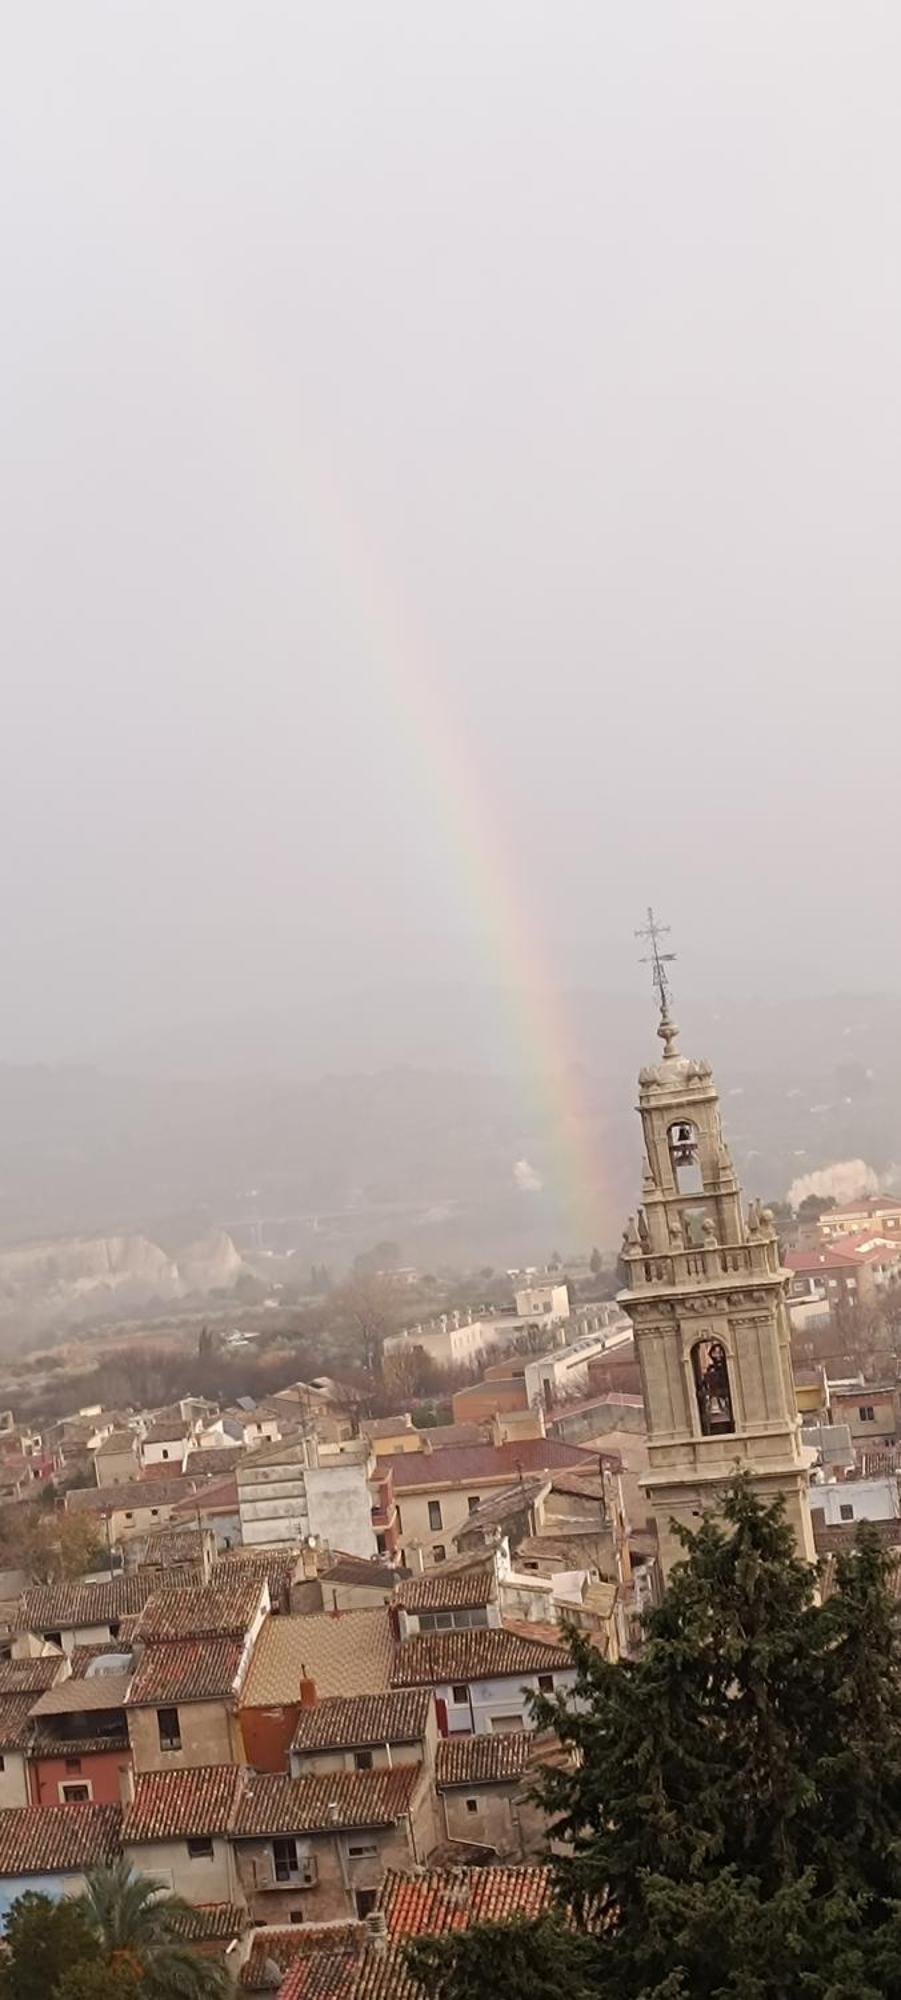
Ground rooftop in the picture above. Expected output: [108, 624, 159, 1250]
[0, 1658, 64, 1695]
[67, 1477, 209, 1514]
[383, 1439, 595, 1491]
[20, 1573, 170, 1632]
[242, 1926, 364, 1991]
[232, 1764, 421, 1838]
[0, 1692, 39, 1751]
[186, 1447, 246, 1478]
[143, 1421, 189, 1445]
[0, 1802, 122, 1875]
[241, 1610, 394, 1708]
[435, 1731, 534, 1788]
[291, 1689, 431, 1755]
[30, 1673, 131, 1717]
[135, 1529, 208, 1569]
[122, 1764, 242, 1842]
[391, 1627, 571, 1686]
[136, 1577, 266, 1644]
[395, 1566, 493, 1614]
[172, 1905, 250, 1945]
[378, 1863, 552, 1934]
[126, 1637, 245, 1706]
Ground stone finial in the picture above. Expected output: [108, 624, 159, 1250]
[637, 1209, 651, 1249]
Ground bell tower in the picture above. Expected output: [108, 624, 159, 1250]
[619, 913, 815, 1577]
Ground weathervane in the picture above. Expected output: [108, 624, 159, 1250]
[635, 907, 679, 1052]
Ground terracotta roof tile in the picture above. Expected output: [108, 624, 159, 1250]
[291, 1689, 431, 1755]
[126, 1637, 244, 1705]
[30, 1732, 129, 1757]
[172, 1904, 250, 1943]
[134, 1529, 208, 1568]
[0, 1802, 122, 1875]
[122, 1765, 243, 1841]
[30, 1673, 132, 1716]
[395, 1567, 493, 1612]
[20, 1574, 166, 1632]
[67, 1478, 208, 1515]
[232, 1765, 421, 1837]
[0, 1657, 64, 1694]
[172, 1476, 238, 1516]
[241, 1611, 393, 1707]
[378, 1863, 552, 1934]
[143, 1421, 190, 1444]
[136, 1577, 265, 1643]
[242, 1926, 364, 1990]
[0, 1693, 39, 1750]
[391, 1628, 571, 1686]
[212, 1549, 299, 1611]
[435, 1731, 534, 1787]
[186, 1448, 246, 1478]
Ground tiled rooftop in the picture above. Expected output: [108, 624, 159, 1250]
[241, 1610, 394, 1708]
[134, 1528, 208, 1568]
[67, 1478, 207, 1515]
[172, 1904, 250, 1944]
[143, 1421, 189, 1445]
[212, 1549, 299, 1611]
[395, 1566, 493, 1612]
[136, 1576, 265, 1644]
[435, 1731, 534, 1788]
[20, 1573, 167, 1632]
[242, 1926, 364, 1990]
[378, 1863, 552, 1934]
[126, 1637, 244, 1706]
[391, 1627, 571, 1686]
[0, 1657, 64, 1695]
[186, 1448, 246, 1478]
[122, 1765, 243, 1841]
[0, 1692, 40, 1750]
[0, 1802, 122, 1875]
[291, 1689, 431, 1755]
[232, 1764, 421, 1838]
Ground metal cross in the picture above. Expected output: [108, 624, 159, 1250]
[635, 906, 676, 1018]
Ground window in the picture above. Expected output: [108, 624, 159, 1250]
[290, 1911, 304, 1924]
[355, 1889, 378, 1919]
[428, 1500, 443, 1531]
[157, 1706, 182, 1752]
[0, 1756, 5, 1772]
[375, 1533, 387, 1557]
[162, 1448, 169, 1460]
[465, 1797, 479, 1815]
[65, 1757, 82, 1773]
[347, 1842, 378, 1859]
[839, 1503, 854, 1521]
[273, 1838, 298, 1882]
[692, 1340, 735, 1437]
[61, 1783, 90, 1802]
[433, 1545, 447, 1564]
[354, 1750, 373, 1771]
[860, 1406, 875, 1422]
[537, 1674, 555, 1694]
[451, 1683, 469, 1704]
[467, 1496, 481, 1515]
[46, 1631, 62, 1649]
[490, 1715, 525, 1733]
[151, 1508, 159, 1517]
[395, 1507, 403, 1534]
[187, 1837, 214, 1860]
[124, 1513, 134, 1523]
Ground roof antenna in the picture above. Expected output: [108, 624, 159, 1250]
[635, 906, 679, 1057]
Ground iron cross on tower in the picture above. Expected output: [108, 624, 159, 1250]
[635, 907, 679, 1049]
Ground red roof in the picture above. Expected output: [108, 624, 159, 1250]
[242, 1927, 364, 1991]
[232, 1765, 421, 1837]
[122, 1765, 243, 1841]
[0, 1802, 122, 1875]
[126, 1637, 244, 1706]
[136, 1577, 265, 1644]
[436, 1732, 533, 1787]
[391, 1627, 571, 1687]
[383, 1439, 595, 1490]
[379, 1863, 552, 1934]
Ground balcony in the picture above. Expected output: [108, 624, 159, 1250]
[621, 1236, 782, 1294]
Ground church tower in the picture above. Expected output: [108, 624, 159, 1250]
[619, 915, 815, 1577]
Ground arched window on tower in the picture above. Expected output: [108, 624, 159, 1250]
[668, 1120, 703, 1195]
[692, 1340, 735, 1436]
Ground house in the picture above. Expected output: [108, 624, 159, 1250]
[66, 1478, 209, 1543]
[829, 1381, 899, 1445]
[237, 1438, 377, 1562]
[290, 1689, 436, 1778]
[394, 1563, 497, 1637]
[819, 1196, 901, 1241]
[124, 1577, 268, 1774]
[382, 1437, 597, 1568]
[91, 1430, 140, 1488]
[28, 1659, 132, 1805]
[122, 1764, 245, 1905]
[0, 1802, 122, 1925]
[141, 1421, 191, 1473]
[231, 1765, 432, 1924]
[239, 1610, 394, 1773]
[378, 1859, 553, 1933]
[171, 1475, 242, 1551]
[434, 1730, 547, 1858]
[125, 1528, 215, 1578]
[390, 1626, 575, 1735]
[313, 1555, 398, 1614]
[14, 1574, 179, 1655]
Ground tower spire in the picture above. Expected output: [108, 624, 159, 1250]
[635, 906, 679, 1056]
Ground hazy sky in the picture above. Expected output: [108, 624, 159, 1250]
[4, 4, 901, 1063]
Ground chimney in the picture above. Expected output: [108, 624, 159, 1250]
[326, 1800, 339, 1824]
[118, 1762, 135, 1806]
[298, 1666, 317, 1708]
[365, 1910, 388, 1955]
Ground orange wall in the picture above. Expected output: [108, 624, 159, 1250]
[452, 1379, 527, 1424]
[239, 1702, 301, 1773]
[30, 1746, 131, 1807]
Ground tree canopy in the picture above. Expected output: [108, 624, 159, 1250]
[0, 1868, 227, 2000]
[410, 1482, 901, 2000]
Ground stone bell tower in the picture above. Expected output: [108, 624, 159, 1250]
[619, 914, 815, 1578]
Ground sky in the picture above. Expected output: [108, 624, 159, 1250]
[3, 3, 901, 1066]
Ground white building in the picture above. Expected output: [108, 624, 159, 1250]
[236, 1435, 377, 1559]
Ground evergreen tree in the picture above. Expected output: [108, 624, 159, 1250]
[0, 1894, 97, 2000]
